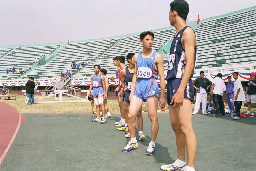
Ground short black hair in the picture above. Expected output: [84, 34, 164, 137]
[227, 76, 231, 78]
[233, 72, 239, 76]
[113, 57, 117, 61]
[200, 71, 204, 74]
[94, 65, 100, 69]
[117, 56, 125, 64]
[127, 53, 135, 63]
[140, 31, 154, 40]
[170, 0, 189, 20]
[217, 73, 222, 77]
[100, 68, 107, 75]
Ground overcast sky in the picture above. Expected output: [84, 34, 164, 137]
[0, 0, 255, 46]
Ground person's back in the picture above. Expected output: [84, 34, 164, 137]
[26, 80, 35, 94]
[213, 77, 226, 96]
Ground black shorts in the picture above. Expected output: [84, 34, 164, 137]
[123, 91, 131, 103]
[167, 78, 194, 105]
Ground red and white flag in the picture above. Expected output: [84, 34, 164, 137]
[197, 14, 200, 24]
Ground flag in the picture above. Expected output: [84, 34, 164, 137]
[197, 14, 200, 24]
[68, 39, 69, 44]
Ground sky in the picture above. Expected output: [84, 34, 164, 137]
[0, 0, 255, 46]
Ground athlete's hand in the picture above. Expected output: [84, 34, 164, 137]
[104, 94, 107, 99]
[114, 87, 119, 92]
[171, 91, 184, 108]
[235, 95, 238, 100]
[110, 76, 115, 82]
[88, 92, 91, 97]
[118, 91, 123, 98]
[159, 96, 166, 109]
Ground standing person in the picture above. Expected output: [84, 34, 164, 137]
[161, 1, 197, 170]
[88, 65, 106, 124]
[226, 76, 234, 113]
[192, 71, 211, 115]
[26, 77, 35, 105]
[100, 68, 111, 118]
[210, 73, 226, 117]
[245, 72, 256, 117]
[232, 72, 245, 120]
[122, 31, 166, 156]
[110, 57, 125, 126]
[119, 53, 146, 139]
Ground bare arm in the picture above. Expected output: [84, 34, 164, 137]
[119, 67, 126, 97]
[130, 54, 139, 100]
[101, 75, 106, 99]
[155, 53, 166, 108]
[105, 78, 109, 94]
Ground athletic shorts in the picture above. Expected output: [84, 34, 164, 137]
[92, 87, 104, 97]
[167, 78, 194, 105]
[123, 91, 131, 103]
[134, 79, 159, 101]
[246, 94, 256, 103]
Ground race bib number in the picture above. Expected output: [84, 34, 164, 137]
[167, 54, 175, 70]
[137, 67, 152, 78]
[125, 82, 132, 91]
[93, 81, 99, 87]
[115, 78, 119, 85]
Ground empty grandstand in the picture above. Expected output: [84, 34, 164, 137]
[0, 6, 255, 87]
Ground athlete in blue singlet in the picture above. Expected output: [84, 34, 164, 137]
[161, 1, 197, 171]
[88, 65, 106, 124]
[119, 53, 145, 139]
[100, 68, 111, 118]
[122, 31, 166, 156]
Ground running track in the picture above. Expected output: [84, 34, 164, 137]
[0, 102, 25, 166]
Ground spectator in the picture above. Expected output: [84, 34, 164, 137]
[192, 71, 212, 115]
[12, 67, 15, 74]
[226, 76, 234, 113]
[232, 72, 245, 119]
[60, 72, 64, 77]
[245, 72, 256, 117]
[26, 77, 35, 105]
[211, 73, 226, 117]
[2, 84, 7, 95]
[6, 69, 9, 74]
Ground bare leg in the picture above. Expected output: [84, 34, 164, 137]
[137, 106, 143, 131]
[169, 99, 197, 167]
[128, 96, 143, 138]
[91, 99, 94, 113]
[247, 102, 251, 112]
[118, 95, 125, 119]
[95, 103, 100, 120]
[99, 94, 105, 118]
[146, 96, 159, 142]
[124, 101, 129, 125]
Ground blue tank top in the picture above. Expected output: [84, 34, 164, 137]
[93, 74, 102, 88]
[166, 26, 196, 80]
[125, 66, 134, 92]
[136, 51, 158, 80]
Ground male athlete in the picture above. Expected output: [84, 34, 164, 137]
[100, 68, 111, 118]
[110, 57, 125, 126]
[122, 31, 166, 156]
[88, 65, 106, 124]
[119, 53, 146, 139]
[161, 1, 197, 171]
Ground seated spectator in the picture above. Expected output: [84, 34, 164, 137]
[6, 69, 9, 74]
[2, 84, 7, 95]
[12, 67, 15, 74]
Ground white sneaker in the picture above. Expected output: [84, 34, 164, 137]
[232, 116, 240, 120]
[139, 134, 146, 141]
[202, 112, 208, 115]
[181, 166, 195, 171]
[192, 111, 197, 115]
[161, 159, 186, 170]
[146, 142, 155, 155]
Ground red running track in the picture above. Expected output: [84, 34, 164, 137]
[0, 102, 25, 166]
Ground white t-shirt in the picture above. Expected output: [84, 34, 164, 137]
[213, 77, 226, 96]
[234, 79, 245, 101]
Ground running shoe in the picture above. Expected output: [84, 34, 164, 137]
[92, 117, 100, 122]
[139, 134, 146, 141]
[146, 143, 155, 156]
[247, 112, 255, 117]
[117, 126, 128, 131]
[116, 123, 124, 127]
[125, 131, 130, 138]
[122, 140, 138, 152]
[100, 117, 106, 124]
[106, 113, 111, 118]
[115, 120, 121, 125]
[181, 166, 195, 171]
[161, 159, 186, 171]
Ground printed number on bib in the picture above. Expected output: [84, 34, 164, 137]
[137, 67, 152, 79]
[93, 81, 99, 87]
[125, 82, 132, 91]
[167, 54, 175, 70]
[115, 79, 119, 85]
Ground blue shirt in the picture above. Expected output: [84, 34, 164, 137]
[247, 78, 256, 95]
[226, 81, 234, 94]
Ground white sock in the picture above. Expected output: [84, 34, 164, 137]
[121, 118, 125, 124]
[150, 141, 155, 146]
[138, 131, 144, 136]
[124, 123, 128, 127]
[184, 166, 195, 171]
[107, 112, 110, 115]
[176, 159, 186, 166]
[131, 137, 137, 143]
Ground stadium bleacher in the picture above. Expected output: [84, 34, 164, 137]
[0, 6, 255, 83]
